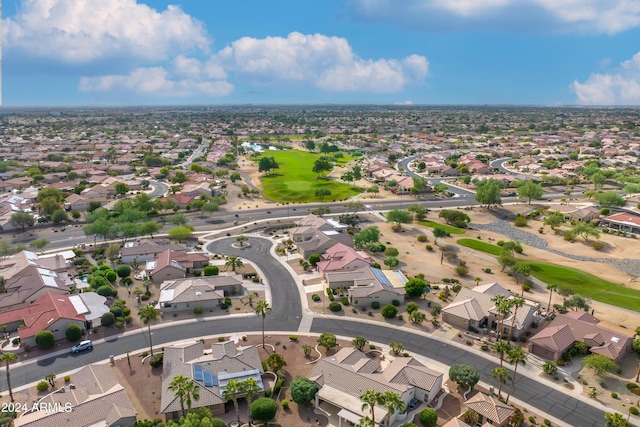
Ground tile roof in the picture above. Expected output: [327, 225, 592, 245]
[464, 392, 514, 425]
[528, 324, 575, 354]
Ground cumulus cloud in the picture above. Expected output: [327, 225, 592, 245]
[3, 0, 210, 63]
[79, 62, 234, 98]
[573, 52, 640, 105]
[344, 0, 640, 34]
[215, 32, 428, 92]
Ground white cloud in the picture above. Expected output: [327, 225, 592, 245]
[215, 32, 428, 92]
[79, 65, 234, 98]
[573, 52, 640, 105]
[345, 0, 640, 34]
[3, 0, 210, 63]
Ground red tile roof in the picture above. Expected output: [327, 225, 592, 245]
[15, 293, 85, 339]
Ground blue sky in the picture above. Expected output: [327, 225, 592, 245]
[3, 0, 640, 106]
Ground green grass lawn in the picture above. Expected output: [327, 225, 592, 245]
[254, 150, 362, 202]
[457, 238, 640, 311]
[457, 238, 502, 255]
[418, 220, 466, 235]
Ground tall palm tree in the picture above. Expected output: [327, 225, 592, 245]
[505, 346, 527, 404]
[242, 378, 261, 426]
[491, 367, 511, 399]
[255, 300, 271, 349]
[492, 295, 511, 341]
[546, 283, 558, 313]
[507, 297, 526, 340]
[360, 390, 383, 426]
[0, 352, 18, 403]
[167, 375, 201, 417]
[381, 390, 406, 427]
[493, 341, 511, 368]
[138, 304, 159, 356]
[225, 255, 244, 273]
[222, 379, 243, 426]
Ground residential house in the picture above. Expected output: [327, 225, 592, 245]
[162, 192, 199, 209]
[147, 249, 209, 284]
[441, 283, 538, 338]
[308, 347, 443, 427]
[463, 392, 514, 426]
[316, 243, 372, 275]
[325, 266, 407, 307]
[528, 312, 633, 363]
[0, 264, 73, 312]
[157, 275, 244, 312]
[548, 205, 600, 223]
[14, 364, 137, 427]
[601, 212, 640, 234]
[161, 340, 265, 420]
[64, 193, 93, 212]
[120, 239, 187, 264]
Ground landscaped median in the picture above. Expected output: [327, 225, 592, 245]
[457, 238, 640, 311]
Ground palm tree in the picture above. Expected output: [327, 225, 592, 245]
[505, 346, 527, 404]
[168, 375, 201, 417]
[493, 341, 511, 368]
[138, 304, 159, 356]
[242, 378, 261, 426]
[255, 300, 271, 348]
[0, 352, 18, 403]
[507, 297, 526, 340]
[492, 295, 511, 341]
[546, 283, 558, 313]
[222, 379, 243, 425]
[381, 390, 406, 427]
[360, 389, 383, 426]
[491, 367, 511, 399]
[225, 255, 244, 273]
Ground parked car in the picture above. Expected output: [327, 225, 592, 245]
[71, 340, 93, 353]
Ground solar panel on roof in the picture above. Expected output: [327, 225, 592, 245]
[210, 373, 218, 386]
[194, 365, 203, 381]
[203, 370, 213, 387]
[371, 268, 392, 287]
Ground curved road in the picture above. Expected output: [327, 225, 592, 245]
[8, 235, 606, 426]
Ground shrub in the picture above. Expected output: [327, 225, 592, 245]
[149, 353, 164, 368]
[419, 408, 438, 427]
[193, 306, 203, 315]
[289, 335, 298, 341]
[204, 265, 219, 276]
[627, 383, 639, 390]
[514, 215, 528, 227]
[406, 302, 419, 313]
[341, 297, 349, 306]
[35, 330, 55, 350]
[101, 312, 116, 327]
[371, 301, 380, 309]
[611, 392, 618, 399]
[591, 241, 604, 251]
[65, 323, 83, 342]
[281, 399, 289, 410]
[114, 320, 124, 329]
[64, 375, 71, 382]
[329, 302, 342, 312]
[523, 283, 532, 292]
[123, 307, 131, 316]
[630, 407, 639, 416]
[251, 397, 278, 424]
[383, 256, 399, 268]
[483, 267, 492, 273]
[381, 304, 398, 318]
[312, 294, 321, 302]
[417, 234, 428, 242]
[543, 420, 551, 426]
[451, 284, 462, 293]
[455, 264, 469, 276]
[110, 306, 124, 318]
[425, 244, 433, 251]
[96, 285, 113, 297]
[36, 381, 50, 392]
[193, 270, 202, 277]
[529, 416, 536, 424]
[384, 247, 399, 257]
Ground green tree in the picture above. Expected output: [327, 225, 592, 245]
[493, 341, 511, 368]
[115, 264, 132, 279]
[241, 377, 261, 426]
[222, 379, 243, 425]
[168, 226, 193, 243]
[312, 157, 333, 177]
[35, 330, 55, 350]
[229, 172, 241, 183]
[596, 191, 626, 207]
[381, 304, 398, 318]
[225, 255, 244, 272]
[10, 212, 34, 233]
[491, 367, 511, 399]
[389, 342, 404, 355]
[40, 197, 61, 215]
[546, 283, 558, 313]
[381, 390, 406, 427]
[0, 352, 18, 402]
[317, 332, 338, 351]
[314, 188, 331, 201]
[405, 277, 428, 298]
[605, 412, 632, 427]
[438, 210, 470, 228]
[505, 346, 527, 403]
[266, 353, 286, 371]
[386, 209, 412, 227]
[592, 170, 606, 189]
[138, 305, 159, 355]
[168, 375, 201, 417]
[571, 222, 601, 242]
[517, 179, 544, 204]
[543, 361, 558, 375]
[201, 202, 219, 218]
[290, 377, 317, 404]
[114, 182, 130, 195]
[448, 364, 480, 393]
[498, 249, 517, 272]
[359, 390, 383, 426]
[433, 226, 448, 243]
[308, 254, 321, 266]
[167, 213, 189, 226]
[507, 297, 526, 337]
[352, 336, 369, 351]
[255, 300, 271, 349]
[407, 204, 427, 221]
[419, 408, 438, 427]
[582, 354, 619, 376]
[544, 211, 565, 230]
[475, 179, 502, 208]
[29, 238, 50, 254]
[564, 294, 590, 312]
[250, 397, 277, 427]
[354, 226, 380, 248]
[139, 221, 161, 238]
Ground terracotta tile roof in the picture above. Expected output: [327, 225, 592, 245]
[464, 392, 514, 425]
[528, 324, 575, 354]
[18, 293, 86, 339]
